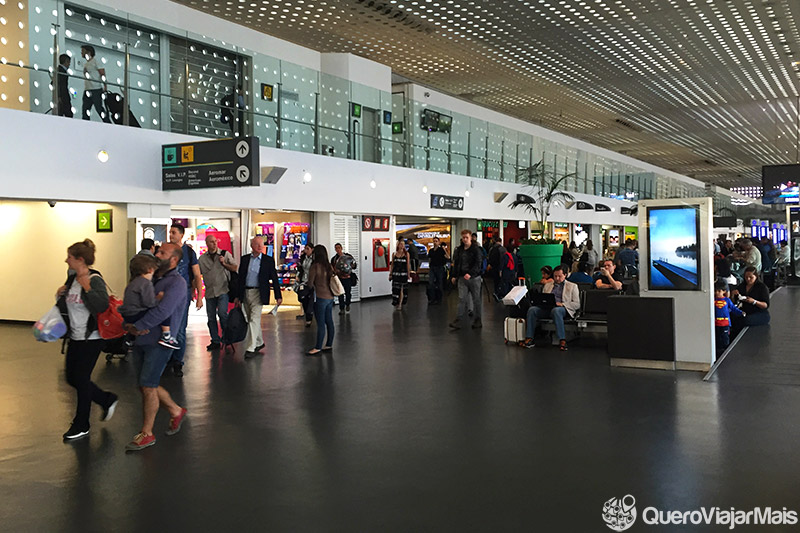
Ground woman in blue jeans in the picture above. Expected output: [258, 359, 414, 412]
[307, 245, 335, 355]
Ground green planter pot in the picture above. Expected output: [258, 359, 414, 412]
[518, 244, 564, 286]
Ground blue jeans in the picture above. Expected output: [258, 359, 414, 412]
[170, 293, 192, 366]
[526, 305, 568, 341]
[314, 298, 335, 350]
[132, 344, 172, 388]
[205, 294, 229, 343]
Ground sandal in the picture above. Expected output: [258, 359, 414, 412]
[306, 349, 322, 356]
[559, 340, 568, 352]
[322, 346, 333, 351]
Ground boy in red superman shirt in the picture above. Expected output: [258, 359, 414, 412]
[715, 280, 744, 355]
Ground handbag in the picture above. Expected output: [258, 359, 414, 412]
[32, 305, 68, 342]
[91, 274, 125, 340]
[350, 271, 358, 287]
[330, 274, 345, 297]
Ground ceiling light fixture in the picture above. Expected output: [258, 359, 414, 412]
[97, 150, 109, 163]
[303, 170, 312, 183]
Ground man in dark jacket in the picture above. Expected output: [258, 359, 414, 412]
[236, 236, 282, 358]
[57, 54, 73, 117]
[449, 229, 483, 329]
[124, 243, 188, 452]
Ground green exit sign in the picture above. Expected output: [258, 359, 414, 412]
[96, 209, 113, 232]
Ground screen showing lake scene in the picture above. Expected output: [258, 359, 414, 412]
[647, 206, 700, 291]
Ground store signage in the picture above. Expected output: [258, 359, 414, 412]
[362, 215, 390, 232]
[478, 220, 499, 231]
[620, 206, 638, 216]
[576, 201, 594, 210]
[162, 136, 260, 190]
[362, 216, 374, 232]
[261, 84, 273, 101]
[595, 203, 611, 212]
[431, 194, 464, 210]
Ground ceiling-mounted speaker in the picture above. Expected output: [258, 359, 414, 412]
[494, 192, 508, 203]
[261, 166, 287, 184]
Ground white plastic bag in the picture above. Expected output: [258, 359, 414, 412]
[32, 306, 67, 342]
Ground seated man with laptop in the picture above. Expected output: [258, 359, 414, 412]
[523, 265, 581, 351]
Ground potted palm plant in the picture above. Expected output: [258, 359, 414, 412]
[509, 160, 576, 285]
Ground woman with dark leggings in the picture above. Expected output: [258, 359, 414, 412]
[56, 239, 118, 441]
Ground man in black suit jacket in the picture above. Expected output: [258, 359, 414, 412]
[236, 236, 282, 358]
[57, 54, 73, 117]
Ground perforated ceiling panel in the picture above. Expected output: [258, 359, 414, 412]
[172, 0, 800, 187]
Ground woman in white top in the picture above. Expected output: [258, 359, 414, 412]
[80, 45, 110, 123]
[55, 239, 118, 441]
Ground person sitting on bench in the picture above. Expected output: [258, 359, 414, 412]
[593, 259, 623, 290]
[523, 265, 580, 351]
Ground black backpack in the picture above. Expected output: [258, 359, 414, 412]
[223, 305, 247, 347]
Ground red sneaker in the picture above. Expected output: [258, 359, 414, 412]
[165, 407, 187, 436]
[125, 432, 156, 451]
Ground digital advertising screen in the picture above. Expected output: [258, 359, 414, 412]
[762, 164, 800, 205]
[646, 206, 701, 291]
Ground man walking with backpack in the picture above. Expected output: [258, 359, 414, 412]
[198, 234, 238, 350]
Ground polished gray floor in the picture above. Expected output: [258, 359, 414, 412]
[2, 286, 800, 531]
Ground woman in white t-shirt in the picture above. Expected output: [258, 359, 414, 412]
[55, 239, 118, 441]
[80, 45, 110, 123]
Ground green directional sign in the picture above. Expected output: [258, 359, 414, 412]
[96, 209, 113, 232]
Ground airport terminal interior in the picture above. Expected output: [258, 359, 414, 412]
[3, 0, 800, 529]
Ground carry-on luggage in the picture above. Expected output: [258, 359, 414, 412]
[104, 92, 141, 127]
[504, 317, 526, 345]
[104, 336, 130, 362]
[223, 305, 247, 350]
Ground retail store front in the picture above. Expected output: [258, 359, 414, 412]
[395, 217, 454, 276]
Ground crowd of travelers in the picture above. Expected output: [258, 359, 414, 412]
[52, 224, 787, 450]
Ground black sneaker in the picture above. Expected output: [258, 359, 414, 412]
[102, 394, 119, 422]
[346, 305, 350, 312]
[172, 363, 184, 377]
[449, 320, 461, 330]
[63, 425, 90, 441]
[472, 319, 483, 329]
[339, 309, 345, 315]
[206, 342, 221, 351]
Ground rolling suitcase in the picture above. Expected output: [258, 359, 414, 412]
[504, 317, 526, 345]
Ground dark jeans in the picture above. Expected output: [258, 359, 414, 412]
[205, 294, 229, 343]
[82, 89, 110, 122]
[338, 277, 352, 308]
[170, 293, 192, 367]
[732, 311, 770, 336]
[314, 298, 335, 349]
[65, 339, 114, 430]
[715, 326, 731, 354]
[428, 266, 445, 303]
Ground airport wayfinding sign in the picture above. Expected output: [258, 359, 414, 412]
[162, 136, 260, 190]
